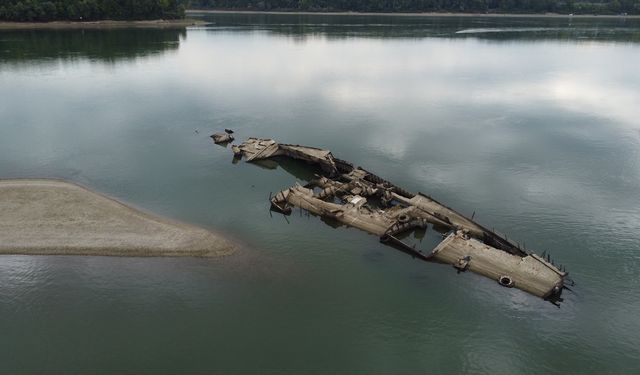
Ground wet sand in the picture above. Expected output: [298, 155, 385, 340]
[0, 19, 206, 30]
[0, 179, 236, 257]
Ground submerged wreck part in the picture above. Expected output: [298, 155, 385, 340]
[211, 132, 234, 145]
[228, 136, 568, 304]
[233, 137, 339, 176]
[0, 179, 237, 257]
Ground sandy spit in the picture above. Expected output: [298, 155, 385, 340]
[0, 179, 237, 257]
[0, 19, 206, 30]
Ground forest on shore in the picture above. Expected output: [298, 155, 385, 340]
[189, 0, 640, 15]
[2, 0, 639, 21]
[0, 0, 185, 21]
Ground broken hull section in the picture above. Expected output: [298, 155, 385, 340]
[227, 136, 569, 304]
[432, 232, 564, 300]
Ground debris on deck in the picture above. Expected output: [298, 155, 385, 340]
[220, 133, 570, 305]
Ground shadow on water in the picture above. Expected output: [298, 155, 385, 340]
[0, 28, 186, 65]
[195, 12, 640, 42]
[247, 156, 324, 182]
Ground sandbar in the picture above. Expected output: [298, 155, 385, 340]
[0, 179, 236, 257]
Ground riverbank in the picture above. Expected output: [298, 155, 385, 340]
[187, 9, 640, 19]
[0, 179, 236, 257]
[0, 19, 206, 30]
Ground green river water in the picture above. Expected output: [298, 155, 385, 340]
[1, 13, 639, 374]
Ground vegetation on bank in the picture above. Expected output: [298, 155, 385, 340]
[188, 0, 640, 15]
[2, 1, 639, 22]
[0, 0, 185, 21]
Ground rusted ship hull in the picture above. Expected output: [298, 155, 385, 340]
[222, 136, 569, 304]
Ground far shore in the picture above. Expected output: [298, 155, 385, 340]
[2, 11, 636, 30]
[0, 179, 237, 257]
[187, 9, 640, 19]
[0, 19, 206, 30]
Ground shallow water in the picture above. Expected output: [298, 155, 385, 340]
[1, 14, 640, 374]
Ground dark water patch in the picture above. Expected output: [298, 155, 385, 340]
[0, 28, 185, 67]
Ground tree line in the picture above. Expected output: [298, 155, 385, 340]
[0, 0, 186, 21]
[188, 0, 640, 14]
[2, 1, 638, 21]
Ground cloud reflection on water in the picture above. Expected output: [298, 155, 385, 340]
[2, 20, 640, 374]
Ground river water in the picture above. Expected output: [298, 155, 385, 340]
[1, 13, 639, 374]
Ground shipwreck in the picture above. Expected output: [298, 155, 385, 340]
[215, 135, 571, 305]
